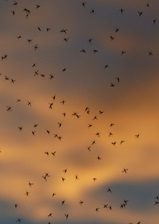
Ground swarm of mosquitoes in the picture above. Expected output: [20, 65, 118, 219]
[0, 1, 158, 224]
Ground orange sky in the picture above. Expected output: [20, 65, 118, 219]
[0, 0, 159, 224]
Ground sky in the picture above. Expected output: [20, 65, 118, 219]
[0, 0, 159, 223]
